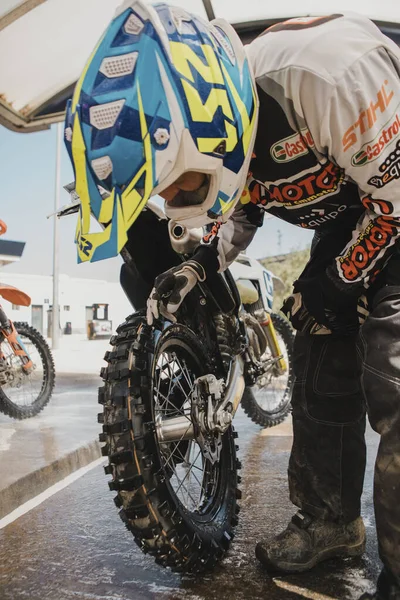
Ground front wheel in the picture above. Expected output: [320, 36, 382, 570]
[0, 322, 55, 419]
[99, 312, 241, 573]
[241, 312, 294, 428]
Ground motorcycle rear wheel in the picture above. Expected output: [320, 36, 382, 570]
[99, 312, 241, 573]
[241, 312, 294, 428]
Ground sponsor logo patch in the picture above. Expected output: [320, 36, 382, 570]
[201, 221, 221, 245]
[249, 162, 345, 208]
[351, 112, 400, 166]
[361, 195, 393, 215]
[367, 140, 400, 188]
[298, 204, 347, 228]
[271, 129, 315, 163]
[338, 215, 400, 282]
[342, 80, 394, 152]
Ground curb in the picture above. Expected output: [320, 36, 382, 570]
[0, 440, 101, 520]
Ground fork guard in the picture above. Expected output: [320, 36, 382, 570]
[0, 319, 33, 371]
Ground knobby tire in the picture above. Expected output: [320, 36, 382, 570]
[99, 311, 241, 573]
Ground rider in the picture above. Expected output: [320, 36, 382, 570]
[64, 4, 400, 599]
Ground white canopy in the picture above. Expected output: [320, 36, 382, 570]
[1, 0, 399, 133]
[212, 0, 400, 26]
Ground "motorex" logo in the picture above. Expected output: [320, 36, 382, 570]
[271, 129, 315, 163]
[351, 112, 400, 166]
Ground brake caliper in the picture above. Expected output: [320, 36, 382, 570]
[192, 374, 228, 464]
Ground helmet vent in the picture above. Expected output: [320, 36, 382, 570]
[99, 52, 138, 78]
[213, 140, 226, 156]
[124, 13, 144, 36]
[91, 156, 113, 180]
[90, 100, 125, 130]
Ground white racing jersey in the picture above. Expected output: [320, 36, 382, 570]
[208, 12, 400, 296]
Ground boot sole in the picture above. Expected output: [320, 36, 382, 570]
[255, 538, 366, 574]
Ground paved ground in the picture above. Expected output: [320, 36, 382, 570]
[0, 371, 104, 518]
[0, 335, 111, 492]
[0, 407, 381, 600]
[0, 374, 100, 488]
[0, 336, 113, 517]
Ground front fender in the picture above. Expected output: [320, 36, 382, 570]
[0, 283, 31, 307]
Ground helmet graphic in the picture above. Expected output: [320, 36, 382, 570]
[65, 0, 258, 263]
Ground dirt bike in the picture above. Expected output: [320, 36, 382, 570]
[229, 253, 294, 428]
[0, 221, 55, 419]
[59, 194, 294, 573]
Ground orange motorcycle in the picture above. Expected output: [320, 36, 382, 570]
[0, 221, 55, 419]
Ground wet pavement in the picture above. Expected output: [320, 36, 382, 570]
[0, 408, 381, 600]
[0, 335, 114, 511]
[0, 372, 104, 519]
[0, 373, 101, 493]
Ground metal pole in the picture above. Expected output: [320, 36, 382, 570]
[202, 0, 215, 21]
[51, 122, 62, 349]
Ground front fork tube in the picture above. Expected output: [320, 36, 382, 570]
[0, 305, 33, 371]
[156, 355, 245, 443]
[255, 310, 287, 375]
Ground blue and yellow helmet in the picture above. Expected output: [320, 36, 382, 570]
[65, 0, 258, 263]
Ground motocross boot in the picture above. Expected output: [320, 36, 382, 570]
[359, 569, 400, 600]
[255, 510, 366, 573]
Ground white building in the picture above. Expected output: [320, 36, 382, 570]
[0, 271, 133, 336]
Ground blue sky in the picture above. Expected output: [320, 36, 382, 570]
[0, 124, 312, 282]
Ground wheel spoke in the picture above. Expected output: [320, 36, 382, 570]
[254, 329, 290, 412]
[174, 356, 193, 389]
[154, 346, 219, 514]
[174, 449, 202, 496]
[0, 334, 45, 407]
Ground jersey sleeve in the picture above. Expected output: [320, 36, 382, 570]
[201, 190, 264, 272]
[306, 46, 400, 295]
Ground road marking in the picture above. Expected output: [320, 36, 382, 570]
[274, 579, 338, 600]
[0, 456, 106, 529]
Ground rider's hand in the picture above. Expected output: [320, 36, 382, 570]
[146, 244, 219, 325]
[287, 272, 364, 335]
[281, 293, 331, 335]
[146, 260, 206, 325]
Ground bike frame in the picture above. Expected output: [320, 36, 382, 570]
[56, 193, 289, 442]
[230, 256, 287, 374]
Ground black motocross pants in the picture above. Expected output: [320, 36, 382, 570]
[288, 262, 400, 583]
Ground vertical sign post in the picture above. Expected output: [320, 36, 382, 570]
[51, 122, 62, 349]
[202, 0, 215, 20]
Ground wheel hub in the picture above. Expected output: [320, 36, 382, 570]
[155, 373, 229, 464]
[0, 361, 24, 387]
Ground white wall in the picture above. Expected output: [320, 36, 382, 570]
[0, 272, 133, 335]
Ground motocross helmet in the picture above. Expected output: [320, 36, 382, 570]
[64, 0, 258, 263]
